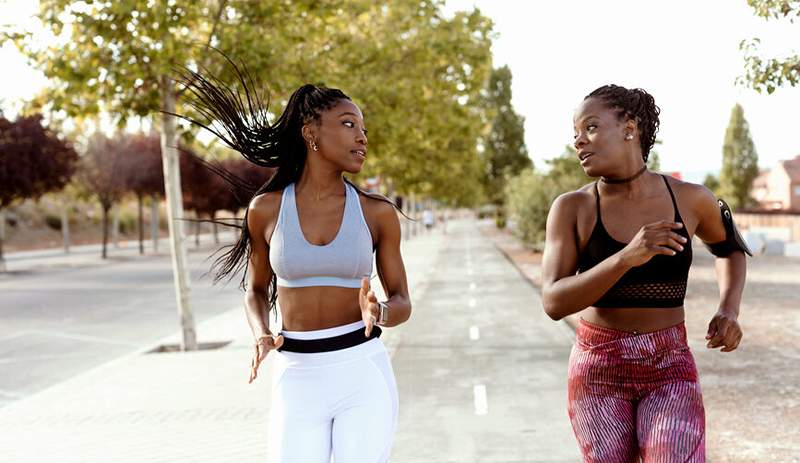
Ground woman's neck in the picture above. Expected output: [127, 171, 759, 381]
[599, 169, 657, 199]
[295, 163, 345, 201]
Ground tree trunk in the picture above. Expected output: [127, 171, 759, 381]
[194, 211, 200, 249]
[410, 192, 418, 238]
[111, 206, 121, 248]
[151, 195, 159, 253]
[61, 205, 70, 253]
[137, 194, 144, 255]
[0, 209, 5, 272]
[212, 211, 219, 244]
[160, 75, 197, 351]
[101, 203, 110, 259]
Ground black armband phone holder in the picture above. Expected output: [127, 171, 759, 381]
[704, 199, 753, 257]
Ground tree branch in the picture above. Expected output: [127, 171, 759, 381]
[176, 0, 229, 98]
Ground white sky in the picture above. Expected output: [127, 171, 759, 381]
[444, 0, 800, 182]
[2, 1, 798, 183]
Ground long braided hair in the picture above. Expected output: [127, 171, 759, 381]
[585, 85, 660, 162]
[172, 51, 396, 315]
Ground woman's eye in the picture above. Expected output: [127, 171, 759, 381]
[343, 121, 354, 128]
[362, 129, 368, 135]
[587, 124, 597, 131]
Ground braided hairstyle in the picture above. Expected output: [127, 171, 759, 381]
[172, 50, 394, 315]
[585, 85, 660, 162]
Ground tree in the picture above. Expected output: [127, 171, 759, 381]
[9, 0, 245, 350]
[739, 1, 800, 93]
[546, 146, 591, 194]
[718, 104, 759, 210]
[121, 133, 165, 254]
[483, 65, 531, 222]
[77, 133, 128, 259]
[8, 0, 496, 348]
[217, 2, 494, 205]
[647, 139, 663, 172]
[703, 173, 720, 195]
[181, 154, 272, 245]
[505, 147, 589, 247]
[0, 114, 77, 270]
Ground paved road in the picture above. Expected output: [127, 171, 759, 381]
[0, 237, 242, 406]
[391, 220, 580, 462]
[0, 219, 583, 461]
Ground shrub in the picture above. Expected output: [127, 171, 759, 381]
[44, 213, 62, 230]
[505, 168, 552, 247]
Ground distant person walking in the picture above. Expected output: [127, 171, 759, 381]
[541, 85, 749, 462]
[175, 56, 411, 463]
[422, 208, 435, 231]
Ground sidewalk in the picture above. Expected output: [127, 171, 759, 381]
[0, 229, 443, 463]
[2, 231, 237, 273]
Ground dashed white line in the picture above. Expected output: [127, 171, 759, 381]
[468, 298, 477, 308]
[469, 282, 476, 291]
[473, 384, 488, 415]
[469, 326, 480, 340]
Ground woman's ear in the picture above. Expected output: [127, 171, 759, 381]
[301, 124, 314, 145]
[624, 119, 637, 140]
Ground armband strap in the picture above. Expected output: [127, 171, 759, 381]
[704, 199, 753, 257]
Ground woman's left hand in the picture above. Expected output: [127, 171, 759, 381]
[360, 277, 380, 337]
[706, 309, 742, 352]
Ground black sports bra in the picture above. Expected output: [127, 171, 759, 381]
[577, 175, 692, 308]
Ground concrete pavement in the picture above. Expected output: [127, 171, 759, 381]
[0, 219, 580, 462]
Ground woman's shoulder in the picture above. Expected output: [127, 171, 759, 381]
[663, 175, 717, 209]
[552, 182, 596, 211]
[358, 191, 398, 219]
[248, 190, 285, 221]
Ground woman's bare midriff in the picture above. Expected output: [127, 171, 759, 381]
[581, 306, 686, 333]
[277, 286, 363, 331]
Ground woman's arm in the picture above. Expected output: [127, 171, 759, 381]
[541, 193, 629, 320]
[244, 195, 274, 339]
[363, 200, 411, 330]
[541, 192, 686, 320]
[245, 193, 283, 383]
[692, 185, 746, 352]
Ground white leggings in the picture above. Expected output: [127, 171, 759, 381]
[268, 320, 399, 463]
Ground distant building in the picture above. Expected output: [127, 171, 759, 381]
[751, 155, 800, 211]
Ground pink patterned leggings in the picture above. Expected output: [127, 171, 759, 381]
[568, 319, 705, 462]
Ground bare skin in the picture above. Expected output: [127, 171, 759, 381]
[541, 96, 746, 352]
[243, 99, 411, 383]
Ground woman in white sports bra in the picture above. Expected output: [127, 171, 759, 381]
[176, 58, 411, 463]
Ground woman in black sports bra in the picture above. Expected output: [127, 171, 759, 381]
[541, 85, 748, 462]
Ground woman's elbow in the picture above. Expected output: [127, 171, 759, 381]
[541, 287, 565, 321]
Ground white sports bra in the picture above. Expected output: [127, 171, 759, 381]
[269, 182, 374, 288]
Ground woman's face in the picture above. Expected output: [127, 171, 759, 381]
[572, 97, 635, 177]
[308, 99, 368, 174]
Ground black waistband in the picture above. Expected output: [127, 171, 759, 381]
[278, 326, 382, 353]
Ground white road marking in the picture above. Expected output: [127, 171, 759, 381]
[473, 384, 488, 415]
[469, 326, 480, 340]
[468, 298, 477, 308]
[469, 282, 476, 291]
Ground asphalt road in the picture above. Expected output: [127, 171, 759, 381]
[0, 238, 243, 407]
[390, 219, 581, 462]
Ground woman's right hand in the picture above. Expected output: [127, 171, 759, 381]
[619, 221, 687, 267]
[248, 333, 284, 384]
